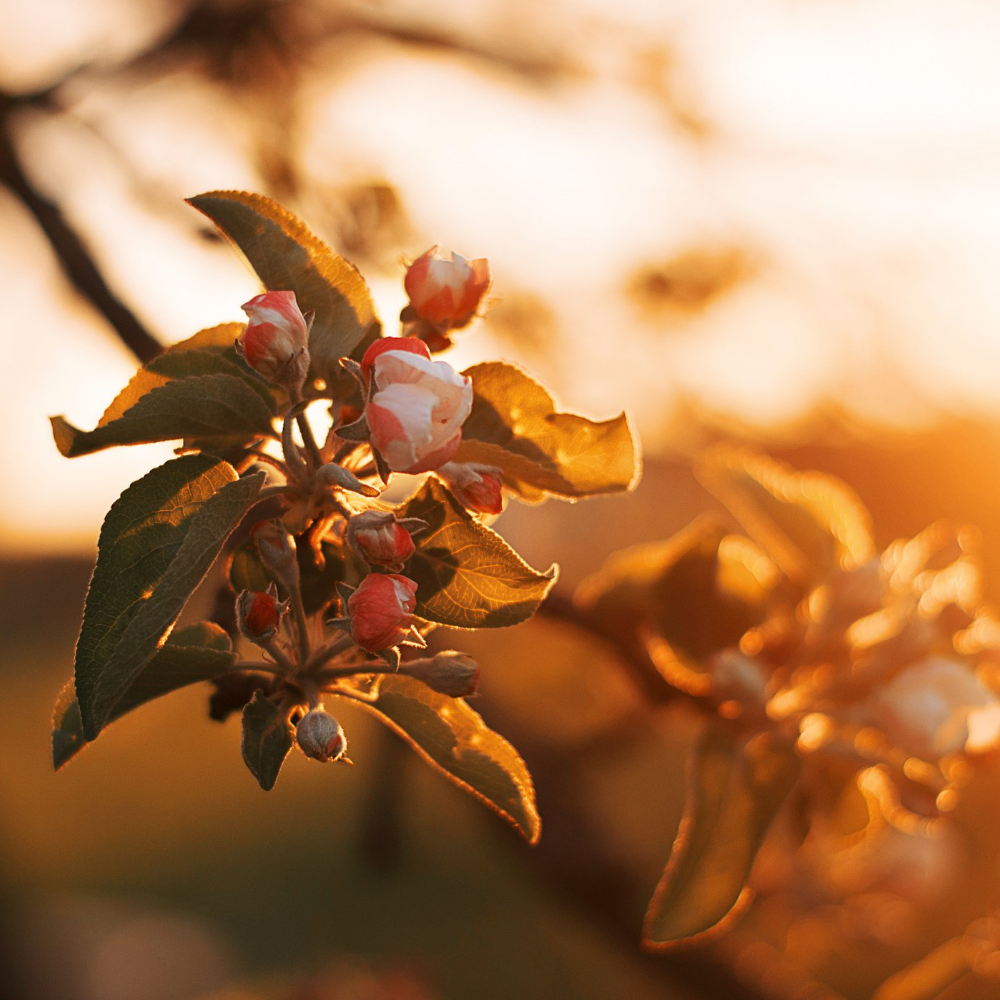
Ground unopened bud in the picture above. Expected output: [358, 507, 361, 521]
[348, 573, 419, 651]
[236, 586, 287, 643]
[346, 510, 416, 571]
[404, 247, 490, 330]
[237, 291, 311, 390]
[296, 709, 348, 762]
[437, 462, 503, 515]
[401, 651, 480, 698]
[250, 520, 300, 591]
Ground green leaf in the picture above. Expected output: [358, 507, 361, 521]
[696, 448, 874, 590]
[52, 622, 236, 770]
[643, 725, 800, 949]
[187, 191, 380, 388]
[453, 361, 640, 501]
[872, 938, 971, 1000]
[575, 516, 777, 695]
[241, 690, 293, 790]
[51, 373, 276, 458]
[399, 477, 557, 628]
[334, 673, 539, 841]
[74, 455, 265, 740]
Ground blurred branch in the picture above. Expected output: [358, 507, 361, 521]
[0, 91, 163, 365]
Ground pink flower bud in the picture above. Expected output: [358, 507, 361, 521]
[404, 247, 490, 328]
[437, 461, 503, 515]
[237, 290, 310, 388]
[348, 573, 419, 651]
[249, 520, 300, 591]
[401, 651, 480, 698]
[296, 709, 347, 762]
[236, 588, 285, 642]
[346, 510, 416, 570]
[362, 338, 473, 474]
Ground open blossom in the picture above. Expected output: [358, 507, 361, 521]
[437, 461, 503, 515]
[346, 510, 416, 570]
[348, 573, 419, 651]
[404, 247, 490, 328]
[870, 656, 1000, 759]
[362, 338, 473, 474]
[237, 290, 310, 388]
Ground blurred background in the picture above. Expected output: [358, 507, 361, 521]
[5, 0, 1000, 997]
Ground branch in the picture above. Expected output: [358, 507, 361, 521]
[0, 92, 163, 365]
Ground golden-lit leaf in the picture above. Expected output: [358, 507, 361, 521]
[872, 937, 971, 1000]
[575, 517, 775, 693]
[52, 622, 235, 770]
[453, 362, 640, 501]
[643, 726, 801, 949]
[333, 673, 540, 841]
[400, 476, 557, 629]
[74, 456, 265, 739]
[188, 191, 380, 388]
[696, 448, 874, 589]
[51, 372, 276, 458]
[241, 690, 293, 791]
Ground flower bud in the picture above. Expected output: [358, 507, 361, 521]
[404, 247, 490, 329]
[296, 709, 347, 762]
[236, 587, 286, 642]
[437, 461, 503, 515]
[250, 520, 300, 591]
[237, 290, 310, 390]
[348, 573, 419, 651]
[401, 651, 480, 698]
[346, 510, 416, 571]
[361, 338, 473, 474]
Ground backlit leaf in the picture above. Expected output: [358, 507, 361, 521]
[872, 937, 971, 1000]
[697, 448, 874, 590]
[52, 622, 236, 769]
[575, 517, 777, 694]
[51, 373, 276, 458]
[453, 362, 640, 501]
[74, 455, 265, 740]
[333, 672, 539, 841]
[643, 725, 801, 949]
[399, 476, 556, 628]
[241, 690, 293, 790]
[187, 191, 380, 388]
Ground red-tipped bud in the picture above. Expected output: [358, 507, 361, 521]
[236, 588, 286, 642]
[237, 290, 310, 389]
[348, 573, 419, 651]
[361, 339, 473, 474]
[404, 247, 490, 329]
[437, 462, 503, 515]
[401, 651, 480, 698]
[249, 520, 300, 591]
[296, 709, 347, 762]
[346, 511, 416, 571]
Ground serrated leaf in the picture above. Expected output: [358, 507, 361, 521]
[187, 191, 380, 388]
[241, 690, 293, 790]
[74, 456, 265, 740]
[52, 622, 236, 769]
[399, 477, 556, 628]
[51, 373, 276, 458]
[643, 726, 800, 949]
[697, 449, 874, 590]
[872, 937, 971, 1000]
[333, 673, 539, 841]
[452, 361, 640, 501]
